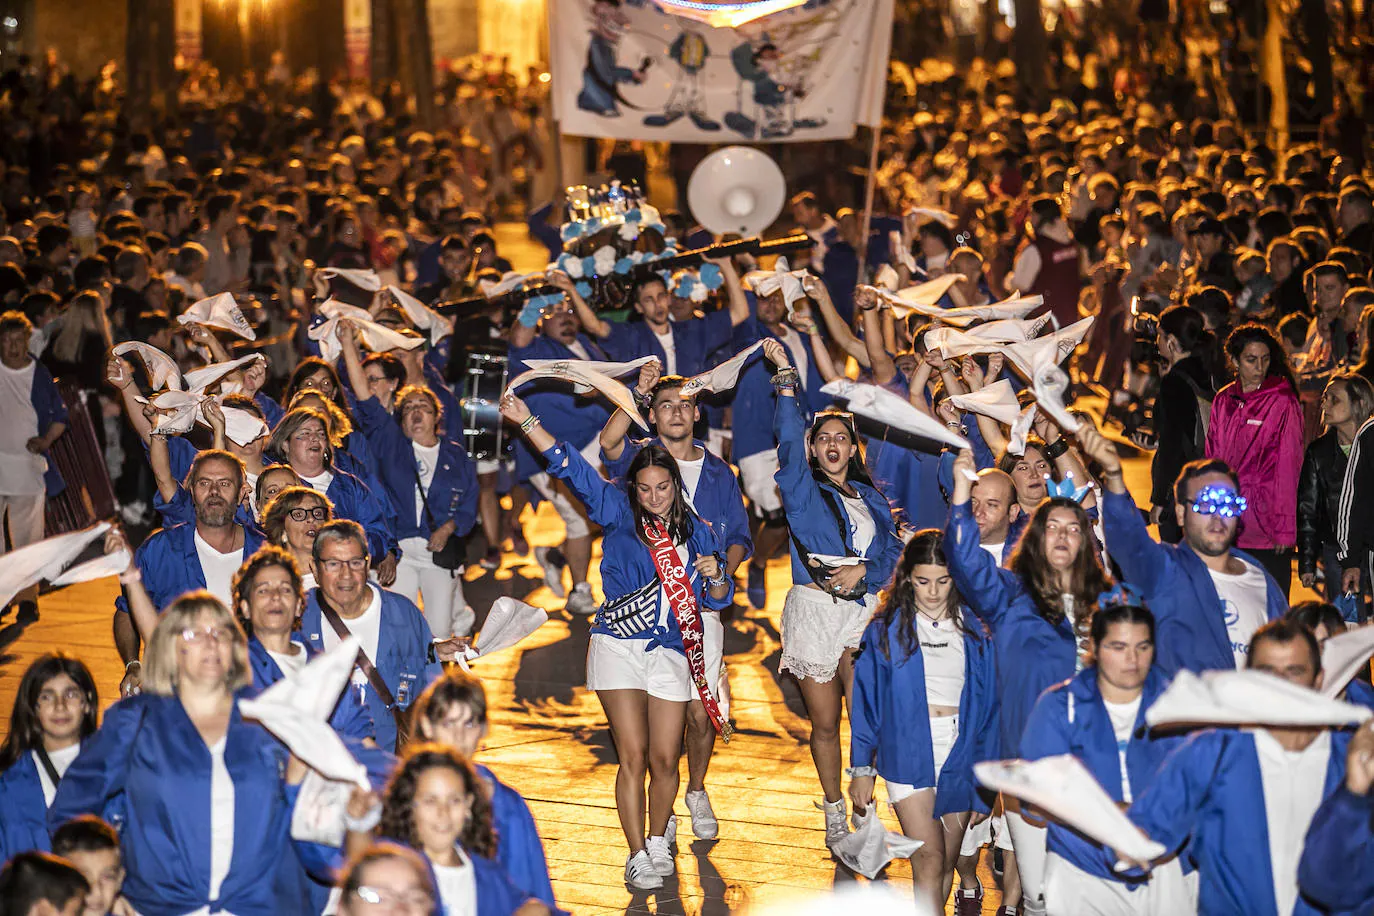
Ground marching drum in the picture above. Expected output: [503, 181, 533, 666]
[459, 346, 509, 462]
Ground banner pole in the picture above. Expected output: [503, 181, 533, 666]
[856, 123, 881, 281]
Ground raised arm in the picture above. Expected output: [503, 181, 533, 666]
[1076, 423, 1169, 593]
[945, 449, 1018, 628]
[858, 287, 897, 385]
[802, 274, 868, 365]
[108, 528, 161, 646]
[143, 415, 181, 505]
[107, 354, 155, 445]
[548, 269, 610, 338]
[601, 359, 659, 462]
[501, 393, 628, 529]
[708, 255, 750, 327]
[338, 318, 371, 401]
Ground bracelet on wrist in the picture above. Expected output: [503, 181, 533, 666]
[518, 415, 541, 434]
[633, 389, 653, 409]
[125, 660, 141, 672]
[344, 801, 383, 833]
[771, 367, 800, 391]
[844, 766, 878, 778]
[1043, 437, 1069, 460]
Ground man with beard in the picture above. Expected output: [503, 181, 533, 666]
[1076, 424, 1287, 676]
[112, 450, 264, 695]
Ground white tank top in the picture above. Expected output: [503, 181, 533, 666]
[917, 614, 966, 708]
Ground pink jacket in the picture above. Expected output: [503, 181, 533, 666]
[1204, 375, 1304, 549]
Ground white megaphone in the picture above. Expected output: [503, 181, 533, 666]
[687, 145, 786, 237]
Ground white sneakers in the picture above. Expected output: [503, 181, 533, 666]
[624, 850, 663, 890]
[565, 581, 598, 616]
[817, 797, 850, 847]
[684, 789, 719, 840]
[644, 835, 675, 876]
[533, 546, 567, 598]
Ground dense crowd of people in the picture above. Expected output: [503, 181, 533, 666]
[1, 21, 1374, 916]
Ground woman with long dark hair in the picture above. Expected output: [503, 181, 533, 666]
[762, 339, 904, 849]
[946, 449, 1112, 916]
[0, 654, 99, 861]
[499, 391, 731, 890]
[848, 530, 998, 910]
[1205, 323, 1304, 593]
[1299, 372, 1374, 597]
[1150, 304, 1217, 542]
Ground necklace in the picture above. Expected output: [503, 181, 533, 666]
[916, 607, 948, 628]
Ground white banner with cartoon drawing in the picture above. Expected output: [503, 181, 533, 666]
[549, 0, 893, 143]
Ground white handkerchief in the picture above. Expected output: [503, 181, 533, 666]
[386, 285, 454, 346]
[522, 356, 658, 396]
[318, 298, 376, 323]
[934, 293, 1046, 328]
[112, 341, 183, 391]
[0, 522, 111, 609]
[471, 597, 549, 658]
[1321, 625, 1374, 698]
[907, 206, 959, 228]
[889, 230, 916, 273]
[506, 363, 649, 431]
[289, 768, 354, 847]
[926, 316, 1051, 354]
[1009, 403, 1038, 455]
[50, 549, 131, 586]
[136, 390, 206, 436]
[220, 404, 269, 447]
[948, 380, 1021, 427]
[744, 257, 810, 316]
[873, 262, 901, 292]
[1145, 668, 1372, 729]
[239, 636, 371, 789]
[977, 756, 1167, 864]
[481, 271, 535, 298]
[807, 554, 868, 567]
[821, 379, 971, 450]
[680, 341, 765, 396]
[178, 292, 256, 341]
[876, 275, 964, 317]
[1030, 362, 1081, 434]
[316, 267, 382, 294]
[310, 315, 424, 364]
[1000, 316, 1095, 379]
[183, 354, 262, 393]
[831, 806, 924, 879]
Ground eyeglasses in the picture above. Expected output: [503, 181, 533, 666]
[181, 625, 232, 644]
[252, 583, 299, 599]
[1189, 485, 1248, 518]
[351, 887, 435, 911]
[321, 557, 368, 573]
[37, 688, 86, 708]
[288, 506, 329, 522]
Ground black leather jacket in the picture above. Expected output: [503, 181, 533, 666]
[1297, 429, 1349, 576]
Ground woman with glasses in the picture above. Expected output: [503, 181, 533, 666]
[0, 655, 99, 862]
[762, 339, 903, 849]
[265, 406, 399, 584]
[51, 591, 326, 916]
[262, 486, 335, 589]
[360, 746, 549, 916]
[335, 842, 438, 916]
[340, 325, 478, 640]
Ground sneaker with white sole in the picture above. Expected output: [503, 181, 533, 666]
[644, 835, 675, 876]
[684, 789, 719, 839]
[664, 812, 678, 851]
[533, 546, 567, 598]
[817, 797, 849, 847]
[624, 850, 663, 890]
[565, 581, 598, 616]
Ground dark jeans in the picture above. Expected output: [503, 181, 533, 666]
[1247, 547, 1293, 602]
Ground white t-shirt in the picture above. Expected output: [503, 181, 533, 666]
[653, 329, 678, 376]
[980, 541, 1007, 566]
[1254, 729, 1331, 916]
[412, 440, 441, 522]
[838, 493, 876, 557]
[566, 340, 591, 361]
[0, 360, 45, 495]
[433, 855, 478, 916]
[34, 742, 81, 807]
[194, 530, 245, 607]
[301, 469, 335, 493]
[207, 736, 235, 903]
[777, 329, 810, 390]
[1103, 695, 1143, 802]
[1209, 561, 1270, 667]
[321, 584, 385, 695]
[676, 452, 705, 507]
[267, 644, 309, 677]
[917, 614, 966, 708]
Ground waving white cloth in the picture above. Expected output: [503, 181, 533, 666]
[113, 342, 184, 392]
[999, 316, 1095, 379]
[51, 547, 133, 587]
[182, 354, 262, 393]
[821, 379, 971, 450]
[873, 262, 901, 292]
[506, 363, 649, 431]
[178, 293, 256, 341]
[948, 379, 1021, 427]
[239, 636, 371, 789]
[319, 298, 375, 324]
[925, 316, 1052, 356]
[522, 356, 658, 396]
[386, 286, 453, 345]
[831, 807, 924, 879]
[889, 230, 916, 273]
[934, 293, 1046, 328]
[480, 271, 536, 298]
[976, 755, 1167, 865]
[221, 406, 270, 447]
[907, 206, 959, 228]
[310, 315, 424, 364]
[870, 276, 963, 319]
[680, 341, 765, 397]
[1009, 403, 1038, 456]
[1145, 668, 1372, 729]
[0, 522, 113, 609]
[314, 267, 382, 301]
[136, 389, 206, 436]
[744, 257, 810, 317]
[1321, 625, 1374, 698]
[458, 597, 550, 670]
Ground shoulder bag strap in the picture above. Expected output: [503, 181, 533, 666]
[33, 746, 62, 788]
[317, 591, 400, 714]
[410, 458, 438, 529]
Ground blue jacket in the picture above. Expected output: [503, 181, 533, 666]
[49, 693, 323, 916]
[1101, 490, 1287, 676]
[115, 521, 265, 616]
[509, 335, 612, 483]
[300, 585, 444, 753]
[0, 753, 52, 861]
[850, 612, 999, 816]
[775, 393, 902, 594]
[730, 307, 830, 461]
[14, 356, 68, 496]
[255, 391, 284, 429]
[247, 637, 375, 742]
[414, 843, 538, 916]
[601, 310, 734, 381]
[603, 436, 753, 563]
[317, 465, 399, 562]
[1298, 786, 1374, 913]
[478, 764, 556, 909]
[350, 395, 478, 545]
[1021, 667, 1183, 880]
[540, 441, 732, 652]
[1126, 727, 1353, 916]
[945, 502, 1079, 757]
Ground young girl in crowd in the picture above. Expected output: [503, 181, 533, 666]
[946, 449, 1111, 916]
[499, 390, 731, 890]
[0, 655, 100, 862]
[848, 530, 999, 910]
[762, 338, 903, 847]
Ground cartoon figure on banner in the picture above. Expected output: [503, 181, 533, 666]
[724, 38, 827, 140]
[643, 27, 720, 131]
[577, 0, 651, 116]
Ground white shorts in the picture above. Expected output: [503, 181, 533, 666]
[586, 633, 693, 702]
[737, 449, 783, 515]
[886, 713, 959, 804]
[779, 585, 875, 683]
[1044, 853, 1195, 916]
[960, 811, 1013, 856]
[476, 458, 502, 476]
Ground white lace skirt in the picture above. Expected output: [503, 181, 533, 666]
[779, 585, 876, 683]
